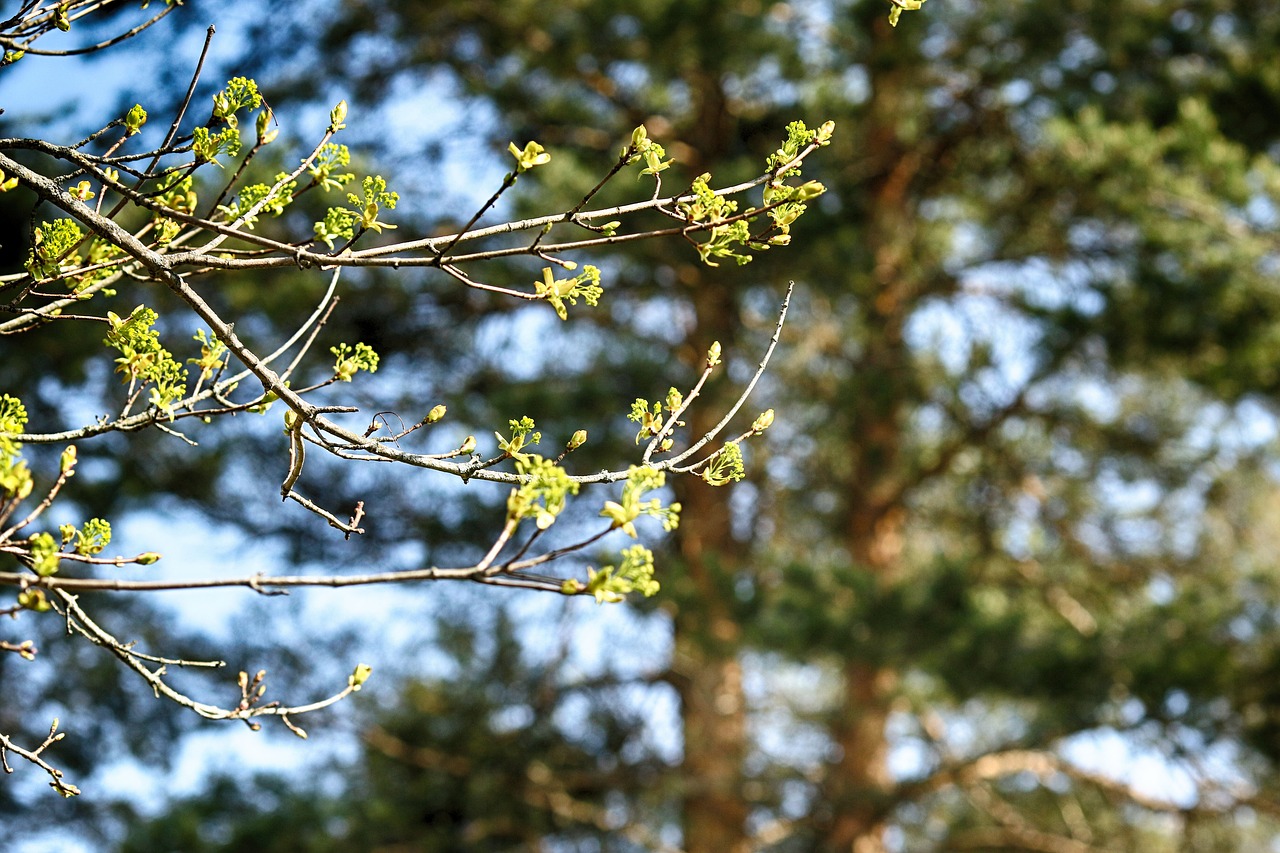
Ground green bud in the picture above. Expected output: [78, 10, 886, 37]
[125, 104, 147, 136]
[18, 589, 50, 612]
[136, 552, 161, 565]
[256, 108, 278, 144]
[329, 100, 348, 132]
[459, 435, 476, 454]
[568, 429, 588, 450]
[752, 409, 775, 433]
[427, 404, 447, 423]
[707, 341, 722, 368]
[793, 180, 826, 201]
[349, 663, 372, 689]
[60, 445, 77, 474]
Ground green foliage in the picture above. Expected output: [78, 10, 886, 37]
[23, 220, 131, 295]
[508, 139, 550, 172]
[313, 206, 357, 249]
[192, 78, 263, 162]
[103, 306, 188, 417]
[579, 544, 660, 603]
[627, 124, 673, 176]
[699, 440, 744, 486]
[330, 342, 380, 381]
[494, 416, 540, 461]
[308, 143, 354, 191]
[599, 465, 681, 539]
[627, 392, 684, 445]
[217, 173, 296, 227]
[191, 125, 241, 165]
[533, 264, 602, 320]
[188, 330, 228, 381]
[59, 518, 112, 556]
[349, 174, 399, 233]
[154, 173, 196, 212]
[679, 173, 750, 266]
[28, 531, 59, 577]
[78, 238, 125, 295]
[0, 393, 28, 434]
[766, 119, 819, 174]
[0, 395, 33, 501]
[25, 219, 84, 281]
[673, 122, 830, 265]
[505, 455, 578, 530]
[315, 175, 399, 248]
[210, 76, 262, 125]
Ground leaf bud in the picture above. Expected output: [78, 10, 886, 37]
[793, 180, 827, 201]
[568, 429, 588, 450]
[256, 108, 278, 144]
[706, 341, 723, 368]
[329, 100, 348, 132]
[125, 104, 147, 136]
[427, 404, 447, 423]
[349, 663, 372, 689]
[752, 409, 775, 433]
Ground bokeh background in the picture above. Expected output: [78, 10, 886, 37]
[4, 1, 1280, 850]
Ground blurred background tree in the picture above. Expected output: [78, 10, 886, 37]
[8, 0, 1280, 851]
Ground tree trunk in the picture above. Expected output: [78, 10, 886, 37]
[821, 20, 922, 848]
[672, 519, 750, 853]
[666, 43, 756, 850]
[670, 273, 752, 853]
[823, 508, 907, 853]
